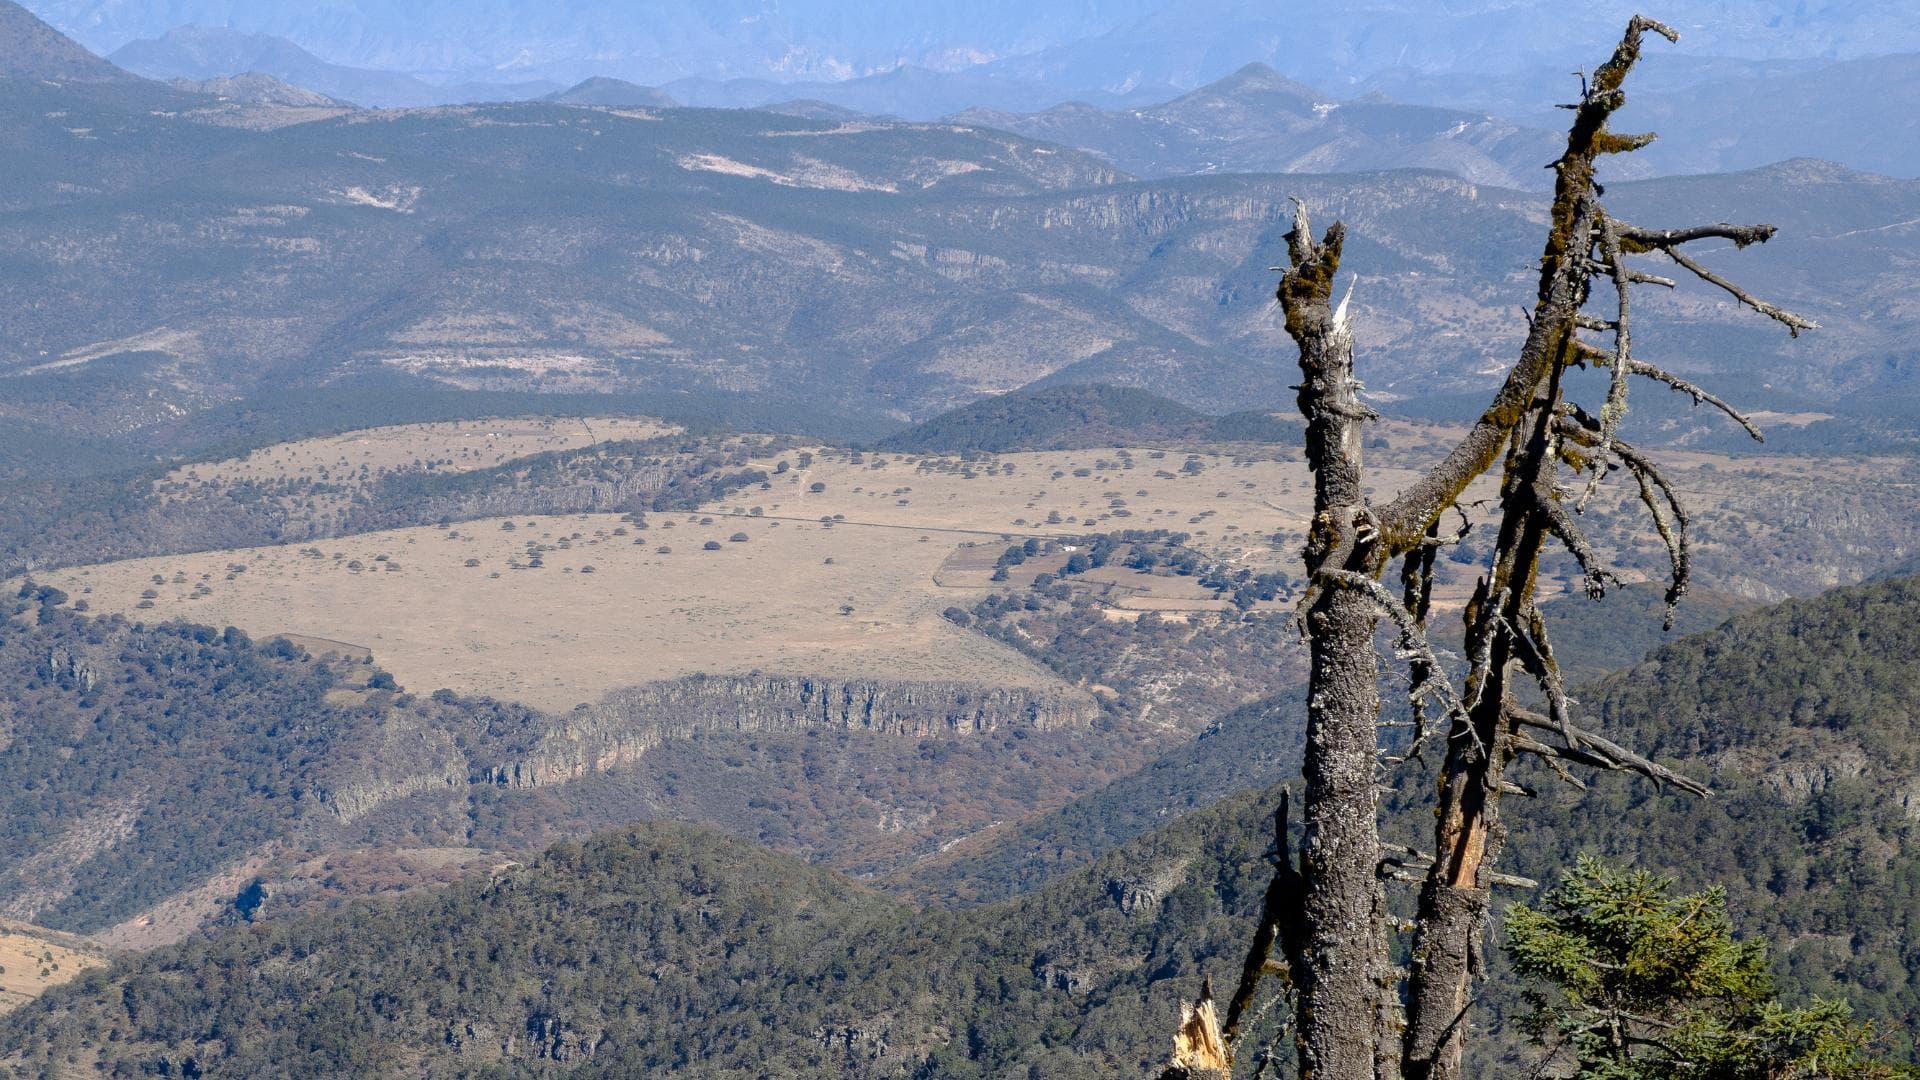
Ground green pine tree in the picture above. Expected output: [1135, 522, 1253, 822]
[1506, 856, 1914, 1079]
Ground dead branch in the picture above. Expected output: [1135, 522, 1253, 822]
[1377, 17, 1679, 556]
[1222, 793, 1306, 1052]
[1398, 516, 1449, 762]
[1554, 410, 1694, 625]
[1507, 728, 1591, 790]
[1614, 442, 1693, 626]
[1616, 222, 1777, 250]
[1380, 843, 1538, 889]
[1613, 217, 1816, 334]
[1164, 976, 1232, 1080]
[1513, 605, 1578, 748]
[1506, 705, 1711, 795]
[1569, 340, 1764, 441]
[1660, 245, 1819, 336]
[1531, 473, 1616, 598]
[1576, 214, 1635, 510]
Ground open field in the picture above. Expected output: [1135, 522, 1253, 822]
[159, 416, 680, 497]
[0, 922, 107, 1014]
[36, 422, 1920, 712]
[40, 510, 1068, 712]
[730, 444, 1325, 567]
[44, 444, 1342, 711]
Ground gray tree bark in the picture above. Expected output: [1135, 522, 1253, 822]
[1272, 209, 1398, 1080]
[1182, 16, 1813, 1080]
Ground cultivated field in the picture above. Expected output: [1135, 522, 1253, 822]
[158, 416, 679, 497]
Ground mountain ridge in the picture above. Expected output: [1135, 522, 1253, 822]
[950, 60, 1564, 189]
[11, 552, 1920, 1069]
[0, 0, 133, 81]
[109, 24, 558, 106]
[4, 68, 1909, 446]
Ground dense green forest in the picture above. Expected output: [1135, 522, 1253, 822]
[0, 792, 1288, 1078]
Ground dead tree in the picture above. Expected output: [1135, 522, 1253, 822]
[1162, 15, 1815, 1080]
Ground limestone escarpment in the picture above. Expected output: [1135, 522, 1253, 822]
[472, 674, 1100, 789]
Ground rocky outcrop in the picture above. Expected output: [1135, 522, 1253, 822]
[39, 647, 101, 695]
[318, 721, 469, 823]
[307, 673, 1095, 825]
[1105, 857, 1192, 917]
[474, 674, 1099, 789]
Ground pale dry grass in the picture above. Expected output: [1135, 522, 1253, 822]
[46, 424, 1903, 715]
[737, 443, 1507, 577]
[42, 510, 1065, 712]
[733, 445, 1317, 567]
[160, 416, 679, 497]
[0, 922, 107, 1014]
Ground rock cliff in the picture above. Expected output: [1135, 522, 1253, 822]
[473, 674, 1099, 790]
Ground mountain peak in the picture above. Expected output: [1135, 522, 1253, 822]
[1203, 61, 1325, 102]
[544, 76, 677, 109]
[109, 24, 317, 80]
[0, 0, 137, 82]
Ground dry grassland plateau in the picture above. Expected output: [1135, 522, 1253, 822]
[42, 508, 1060, 712]
[158, 416, 679, 497]
[42, 444, 1324, 710]
[32, 420, 1910, 712]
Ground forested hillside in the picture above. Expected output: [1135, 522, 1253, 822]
[1494, 575, 1920, 1055]
[0, 590, 1174, 939]
[874, 384, 1299, 454]
[912, 575, 1920, 1058]
[8, 574, 1919, 1073]
[0, 792, 1286, 1077]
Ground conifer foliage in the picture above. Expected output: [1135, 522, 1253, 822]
[1507, 858, 1912, 1079]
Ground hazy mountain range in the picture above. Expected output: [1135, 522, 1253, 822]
[24, 0, 1920, 94]
[108, 24, 560, 106]
[952, 63, 1566, 189]
[11, 3, 1905, 183]
[3, 0, 1917, 457]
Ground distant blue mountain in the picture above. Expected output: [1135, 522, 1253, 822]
[29, 1, 1920, 95]
[0, 0, 134, 81]
[108, 25, 557, 107]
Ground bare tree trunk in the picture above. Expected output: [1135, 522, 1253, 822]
[1275, 210, 1395, 1080]
[1402, 19, 1732, 1080]
[1401, 396, 1560, 1079]
[1182, 17, 1813, 1080]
